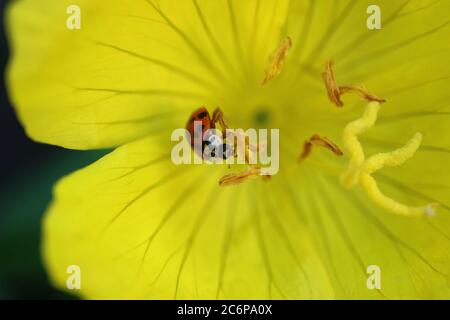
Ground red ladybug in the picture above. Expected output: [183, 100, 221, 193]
[185, 107, 271, 186]
[186, 107, 233, 160]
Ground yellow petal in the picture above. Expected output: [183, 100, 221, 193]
[6, 0, 254, 149]
[301, 170, 450, 299]
[8, 0, 450, 299]
[43, 134, 334, 299]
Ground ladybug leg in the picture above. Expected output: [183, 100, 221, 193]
[211, 108, 229, 133]
[299, 134, 343, 162]
[211, 109, 261, 163]
[218, 166, 271, 187]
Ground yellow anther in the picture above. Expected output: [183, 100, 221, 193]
[340, 102, 438, 217]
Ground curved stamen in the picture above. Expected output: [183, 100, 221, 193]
[323, 60, 386, 107]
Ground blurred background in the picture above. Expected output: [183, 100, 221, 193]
[0, 1, 105, 299]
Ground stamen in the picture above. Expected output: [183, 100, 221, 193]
[323, 60, 386, 107]
[299, 134, 343, 161]
[262, 36, 292, 85]
[208, 108, 270, 187]
[340, 102, 438, 217]
[219, 166, 270, 187]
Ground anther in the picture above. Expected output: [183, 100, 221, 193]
[299, 134, 343, 162]
[323, 60, 386, 107]
[219, 166, 271, 187]
[262, 36, 292, 85]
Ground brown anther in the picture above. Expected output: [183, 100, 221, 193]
[211, 109, 270, 187]
[219, 166, 270, 187]
[262, 36, 292, 85]
[299, 134, 343, 161]
[322, 60, 386, 107]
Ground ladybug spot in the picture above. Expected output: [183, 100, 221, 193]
[196, 111, 208, 119]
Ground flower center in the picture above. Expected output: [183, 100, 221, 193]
[252, 107, 271, 127]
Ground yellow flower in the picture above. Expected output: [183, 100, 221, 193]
[7, 0, 450, 299]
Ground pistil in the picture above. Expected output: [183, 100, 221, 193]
[341, 102, 438, 217]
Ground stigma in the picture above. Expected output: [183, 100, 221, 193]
[340, 101, 438, 217]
